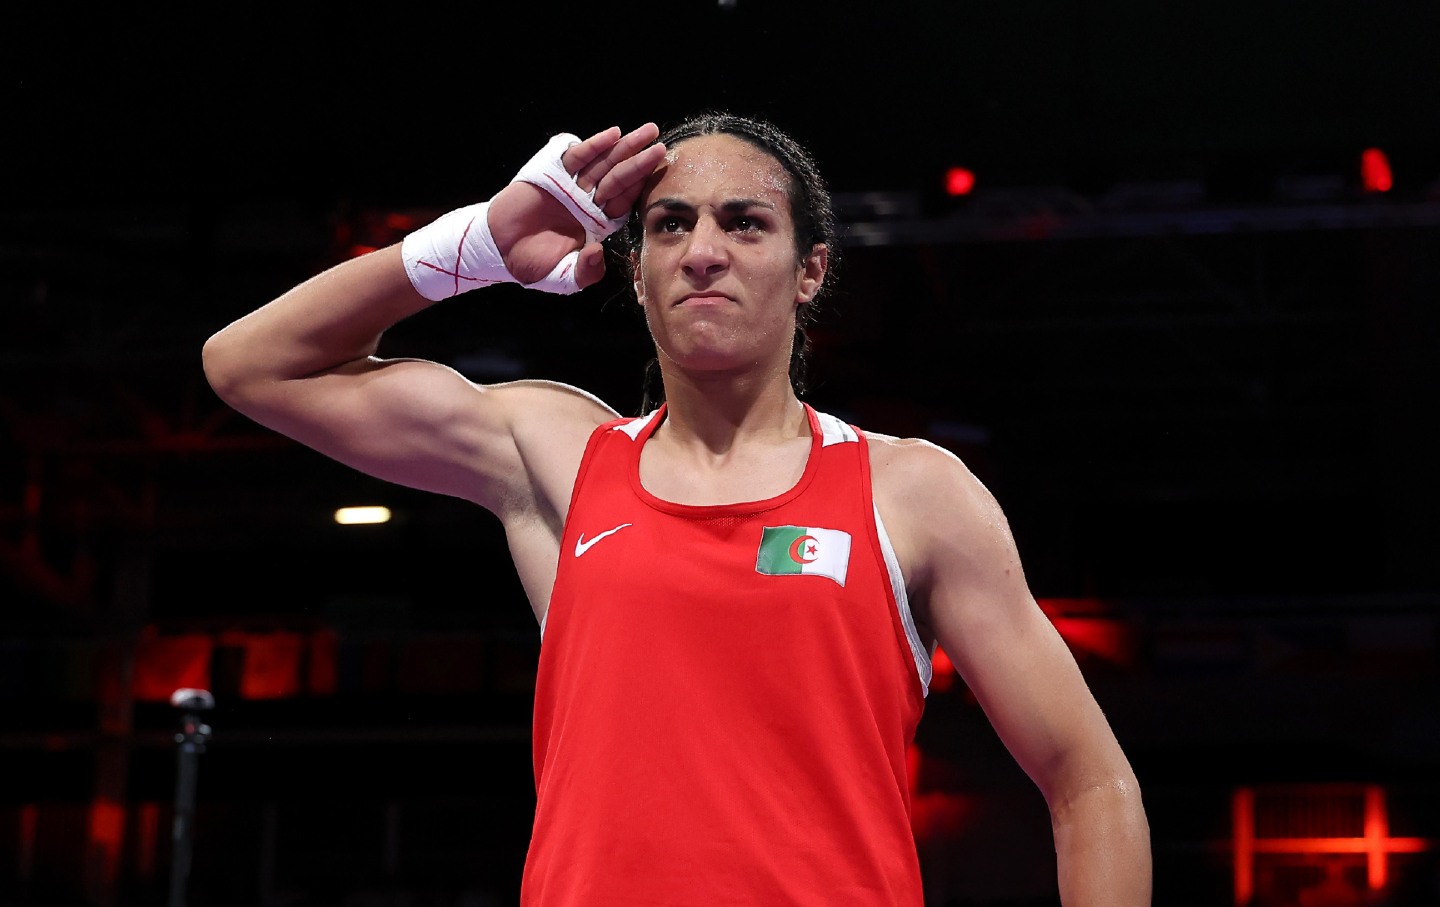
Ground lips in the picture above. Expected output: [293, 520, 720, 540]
[675, 292, 734, 306]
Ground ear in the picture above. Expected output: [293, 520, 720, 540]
[795, 244, 828, 305]
[630, 249, 646, 305]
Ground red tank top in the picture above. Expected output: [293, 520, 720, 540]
[523, 403, 932, 906]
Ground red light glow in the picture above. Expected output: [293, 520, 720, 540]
[87, 797, 125, 885]
[945, 167, 976, 197]
[1037, 598, 1135, 666]
[905, 743, 974, 842]
[1232, 785, 1433, 904]
[218, 630, 307, 699]
[1361, 148, 1393, 193]
[132, 631, 213, 702]
[930, 647, 956, 692]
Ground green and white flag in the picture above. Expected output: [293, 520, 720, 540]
[755, 525, 852, 586]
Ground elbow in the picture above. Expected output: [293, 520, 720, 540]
[201, 330, 236, 401]
[201, 327, 257, 410]
[1106, 773, 1144, 818]
[1049, 771, 1147, 834]
[1042, 748, 1146, 826]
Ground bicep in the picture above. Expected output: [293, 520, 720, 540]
[322, 359, 524, 494]
[235, 357, 610, 515]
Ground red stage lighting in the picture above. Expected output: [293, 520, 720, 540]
[1360, 147, 1393, 193]
[944, 166, 976, 197]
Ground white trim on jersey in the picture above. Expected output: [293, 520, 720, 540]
[613, 409, 663, 440]
[816, 410, 860, 447]
[874, 504, 934, 696]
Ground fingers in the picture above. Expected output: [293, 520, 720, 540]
[573, 242, 608, 291]
[562, 126, 622, 177]
[594, 141, 667, 218]
[565, 122, 664, 203]
[605, 122, 662, 167]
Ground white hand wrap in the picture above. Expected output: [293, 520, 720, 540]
[400, 133, 629, 300]
[401, 201, 581, 299]
[512, 133, 630, 245]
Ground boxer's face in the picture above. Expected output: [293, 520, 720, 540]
[632, 133, 826, 379]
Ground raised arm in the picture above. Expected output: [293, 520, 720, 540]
[875, 439, 1152, 907]
[201, 124, 667, 516]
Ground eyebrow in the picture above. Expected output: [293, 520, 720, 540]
[643, 197, 779, 215]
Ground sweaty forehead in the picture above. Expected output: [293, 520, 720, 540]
[642, 133, 791, 205]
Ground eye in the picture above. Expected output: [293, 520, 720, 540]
[651, 214, 687, 234]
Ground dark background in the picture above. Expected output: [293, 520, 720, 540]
[3, 2, 1439, 905]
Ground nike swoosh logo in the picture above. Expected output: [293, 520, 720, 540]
[575, 523, 633, 557]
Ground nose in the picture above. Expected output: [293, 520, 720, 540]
[679, 216, 727, 278]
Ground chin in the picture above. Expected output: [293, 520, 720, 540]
[665, 351, 746, 374]
[655, 337, 756, 373]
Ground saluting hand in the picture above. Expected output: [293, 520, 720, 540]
[489, 123, 667, 289]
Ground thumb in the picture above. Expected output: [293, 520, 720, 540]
[573, 243, 609, 290]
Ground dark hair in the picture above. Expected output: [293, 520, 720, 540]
[611, 111, 842, 414]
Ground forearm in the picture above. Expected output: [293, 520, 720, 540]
[1051, 778, 1152, 907]
[202, 243, 429, 401]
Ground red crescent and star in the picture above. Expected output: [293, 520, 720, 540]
[788, 535, 819, 564]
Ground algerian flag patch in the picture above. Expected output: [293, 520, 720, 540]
[755, 525, 852, 586]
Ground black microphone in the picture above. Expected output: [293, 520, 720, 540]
[169, 688, 214, 907]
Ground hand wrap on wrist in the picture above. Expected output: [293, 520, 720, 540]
[400, 133, 629, 300]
